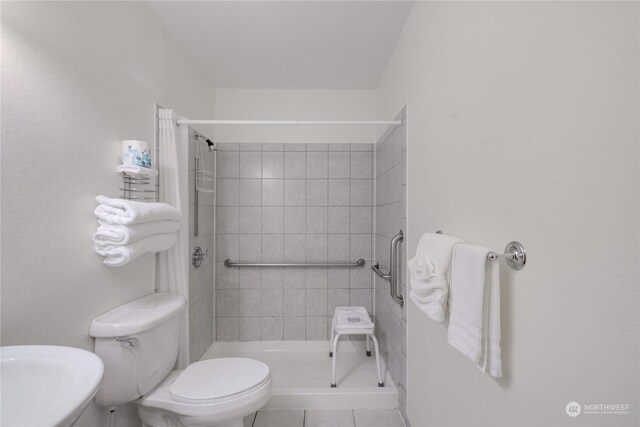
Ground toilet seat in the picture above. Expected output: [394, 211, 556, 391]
[170, 358, 271, 404]
[136, 358, 272, 422]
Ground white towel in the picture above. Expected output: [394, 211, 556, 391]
[116, 165, 159, 177]
[94, 233, 177, 267]
[334, 306, 374, 331]
[447, 244, 502, 377]
[94, 195, 181, 225]
[407, 233, 462, 322]
[94, 220, 179, 246]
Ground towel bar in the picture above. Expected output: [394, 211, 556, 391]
[437, 231, 527, 271]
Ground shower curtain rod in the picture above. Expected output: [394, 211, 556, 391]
[176, 119, 401, 126]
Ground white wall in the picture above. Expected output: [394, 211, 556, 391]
[378, 2, 639, 426]
[1, 2, 215, 424]
[213, 89, 377, 143]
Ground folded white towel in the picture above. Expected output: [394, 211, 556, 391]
[447, 244, 502, 377]
[334, 306, 374, 331]
[94, 195, 181, 225]
[94, 220, 179, 246]
[408, 233, 462, 322]
[95, 233, 177, 267]
[117, 165, 159, 176]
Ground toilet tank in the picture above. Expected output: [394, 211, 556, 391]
[89, 292, 186, 407]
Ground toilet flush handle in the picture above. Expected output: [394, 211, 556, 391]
[115, 336, 139, 346]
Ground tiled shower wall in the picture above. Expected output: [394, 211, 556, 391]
[188, 128, 215, 362]
[373, 108, 407, 418]
[215, 143, 374, 341]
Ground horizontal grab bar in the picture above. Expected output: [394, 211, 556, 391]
[224, 259, 366, 268]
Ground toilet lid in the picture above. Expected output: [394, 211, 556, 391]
[169, 358, 270, 404]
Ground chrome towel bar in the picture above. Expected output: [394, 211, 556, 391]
[437, 231, 527, 271]
[224, 259, 366, 268]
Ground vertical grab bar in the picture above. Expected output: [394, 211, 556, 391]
[389, 230, 404, 307]
[372, 229, 405, 307]
[194, 157, 199, 237]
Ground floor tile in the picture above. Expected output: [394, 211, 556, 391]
[353, 409, 405, 427]
[254, 409, 305, 427]
[305, 409, 355, 427]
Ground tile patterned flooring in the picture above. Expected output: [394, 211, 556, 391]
[244, 409, 405, 427]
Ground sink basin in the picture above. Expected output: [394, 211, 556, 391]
[1, 345, 104, 427]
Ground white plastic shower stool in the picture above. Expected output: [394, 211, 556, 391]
[329, 306, 384, 388]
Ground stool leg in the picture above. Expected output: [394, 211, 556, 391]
[366, 334, 371, 357]
[369, 334, 384, 387]
[329, 314, 336, 357]
[331, 333, 340, 387]
[329, 318, 335, 357]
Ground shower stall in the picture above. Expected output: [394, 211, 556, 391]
[185, 111, 407, 413]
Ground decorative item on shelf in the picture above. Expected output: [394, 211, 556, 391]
[121, 140, 151, 168]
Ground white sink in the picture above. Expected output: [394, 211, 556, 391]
[1, 345, 104, 427]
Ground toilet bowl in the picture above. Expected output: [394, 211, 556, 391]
[90, 293, 272, 427]
[137, 358, 272, 427]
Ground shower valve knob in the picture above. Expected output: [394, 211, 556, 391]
[192, 246, 208, 268]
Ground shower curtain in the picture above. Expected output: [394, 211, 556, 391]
[158, 108, 190, 369]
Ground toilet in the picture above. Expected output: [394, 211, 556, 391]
[89, 292, 272, 427]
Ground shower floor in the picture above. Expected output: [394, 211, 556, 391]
[201, 340, 398, 410]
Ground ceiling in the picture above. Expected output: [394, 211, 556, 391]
[145, 1, 414, 89]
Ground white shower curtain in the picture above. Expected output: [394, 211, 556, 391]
[158, 108, 190, 368]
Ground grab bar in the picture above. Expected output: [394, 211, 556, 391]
[224, 259, 366, 268]
[194, 158, 199, 236]
[371, 264, 390, 280]
[372, 230, 404, 307]
[389, 230, 404, 307]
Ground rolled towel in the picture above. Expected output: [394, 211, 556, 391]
[94, 195, 180, 225]
[94, 220, 179, 246]
[95, 233, 177, 267]
[408, 233, 462, 322]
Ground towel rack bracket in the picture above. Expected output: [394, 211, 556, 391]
[487, 240, 526, 270]
[503, 241, 526, 270]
